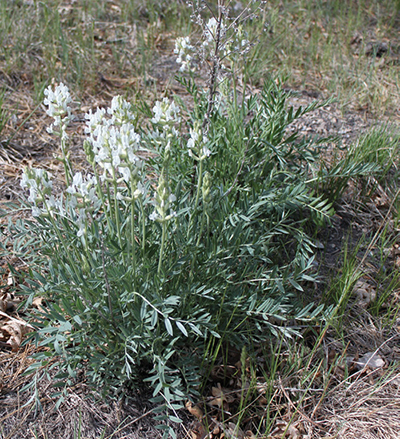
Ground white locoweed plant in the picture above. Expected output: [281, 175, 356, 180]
[12, 1, 339, 436]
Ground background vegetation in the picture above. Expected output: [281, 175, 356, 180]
[0, 1, 400, 438]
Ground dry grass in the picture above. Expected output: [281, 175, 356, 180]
[317, 371, 400, 439]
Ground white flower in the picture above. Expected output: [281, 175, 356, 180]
[43, 82, 72, 118]
[118, 166, 131, 182]
[187, 122, 210, 161]
[85, 108, 108, 137]
[28, 186, 38, 203]
[43, 82, 73, 137]
[20, 167, 54, 217]
[76, 208, 87, 237]
[151, 98, 180, 126]
[169, 193, 176, 203]
[21, 168, 53, 200]
[107, 96, 135, 125]
[31, 206, 42, 217]
[149, 211, 158, 221]
[20, 172, 31, 190]
[47, 195, 64, 215]
[67, 172, 99, 206]
[174, 36, 194, 72]
[133, 181, 146, 199]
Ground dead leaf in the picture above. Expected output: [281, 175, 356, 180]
[353, 279, 376, 307]
[355, 352, 385, 370]
[188, 421, 207, 439]
[287, 425, 301, 439]
[1, 319, 29, 351]
[186, 400, 204, 420]
[32, 296, 46, 312]
[0, 292, 17, 313]
[270, 420, 300, 438]
[220, 422, 245, 439]
[210, 383, 234, 409]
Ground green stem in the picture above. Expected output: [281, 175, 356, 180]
[187, 159, 204, 240]
[130, 193, 136, 272]
[131, 178, 136, 271]
[93, 167, 112, 231]
[140, 197, 146, 256]
[194, 159, 204, 210]
[111, 169, 125, 264]
[196, 208, 206, 247]
[158, 221, 166, 276]
[60, 130, 72, 187]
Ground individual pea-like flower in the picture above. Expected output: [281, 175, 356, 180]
[47, 194, 66, 216]
[174, 36, 194, 72]
[107, 95, 136, 126]
[151, 98, 180, 127]
[187, 121, 210, 161]
[85, 107, 108, 140]
[66, 172, 100, 208]
[43, 82, 73, 138]
[75, 208, 87, 238]
[149, 174, 177, 223]
[133, 181, 146, 199]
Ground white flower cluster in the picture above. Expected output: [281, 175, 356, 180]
[151, 97, 180, 127]
[66, 172, 100, 208]
[20, 167, 100, 238]
[20, 167, 71, 220]
[20, 168, 53, 217]
[107, 95, 136, 126]
[65, 172, 102, 237]
[149, 174, 177, 223]
[150, 98, 181, 151]
[174, 36, 194, 72]
[187, 122, 210, 161]
[173, 17, 250, 75]
[43, 82, 73, 140]
[85, 96, 143, 186]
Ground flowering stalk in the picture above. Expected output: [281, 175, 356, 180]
[186, 121, 210, 238]
[203, 14, 225, 132]
[20, 169, 91, 285]
[158, 221, 167, 276]
[149, 172, 176, 275]
[43, 82, 74, 186]
[83, 96, 142, 264]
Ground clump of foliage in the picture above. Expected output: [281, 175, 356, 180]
[8, 1, 344, 436]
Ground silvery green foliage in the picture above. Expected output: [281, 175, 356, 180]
[18, 77, 333, 434]
[15, 3, 336, 436]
